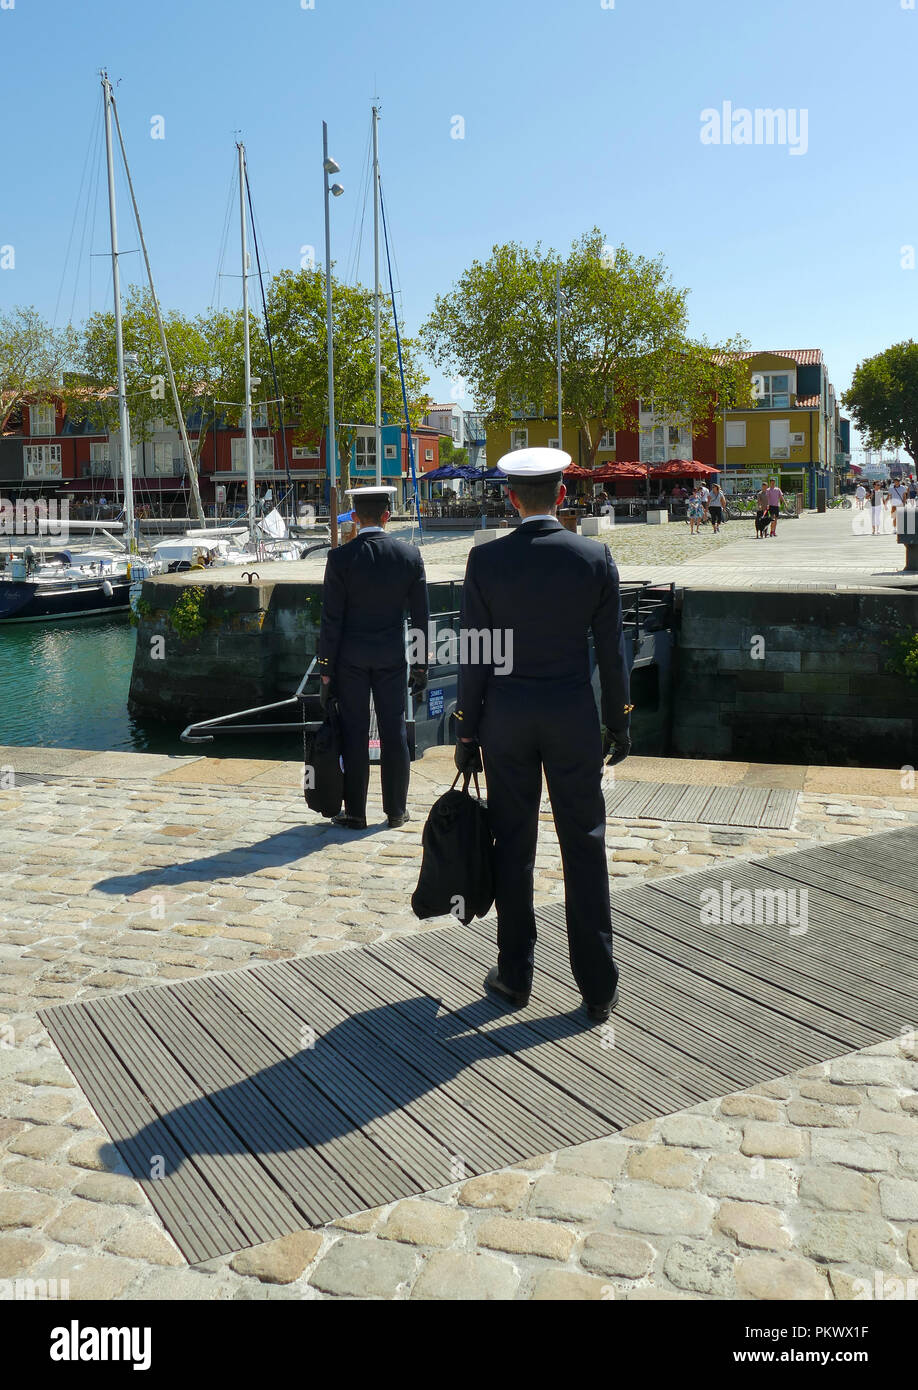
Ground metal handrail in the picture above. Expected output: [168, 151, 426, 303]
[180, 658, 321, 743]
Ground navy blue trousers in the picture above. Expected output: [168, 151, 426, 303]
[479, 677, 618, 1006]
[337, 659, 409, 821]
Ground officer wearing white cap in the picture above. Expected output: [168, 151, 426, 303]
[455, 448, 632, 1022]
[317, 486, 429, 829]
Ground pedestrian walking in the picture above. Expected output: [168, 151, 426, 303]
[765, 478, 784, 536]
[455, 448, 632, 1022]
[754, 483, 770, 539]
[317, 486, 429, 830]
[871, 481, 884, 535]
[686, 486, 703, 534]
[707, 482, 726, 533]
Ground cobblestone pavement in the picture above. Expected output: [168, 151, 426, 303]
[1, 746, 916, 1300]
[385, 508, 911, 591]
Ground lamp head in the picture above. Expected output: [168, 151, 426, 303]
[323, 156, 340, 175]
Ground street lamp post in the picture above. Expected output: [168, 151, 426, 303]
[323, 122, 344, 547]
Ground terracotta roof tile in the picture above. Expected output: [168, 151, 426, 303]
[739, 349, 824, 365]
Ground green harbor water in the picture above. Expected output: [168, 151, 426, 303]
[0, 616, 300, 759]
[0, 616, 167, 752]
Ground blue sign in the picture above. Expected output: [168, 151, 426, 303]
[428, 688, 444, 718]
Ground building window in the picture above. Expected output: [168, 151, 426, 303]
[292, 444, 319, 460]
[23, 444, 63, 478]
[598, 429, 615, 451]
[425, 448, 433, 461]
[726, 421, 746, 449]
[510, 429, 528, 451]
[29, 404, 56, 435]
[752, 372, 794, 409]
[384, 444, 398, 460]
[638, 401, 691, 463]
[547, 438, 561, 449]
[770, 419, 791, 459]
[354, 431, 377, 470]
[231, 437, 275, 473]
[251, 403, 269, 429]
[151, 442, 176, 475]
[108, 436, 139, 472]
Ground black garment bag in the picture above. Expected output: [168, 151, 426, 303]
[411, 770, 494, 925]
[303, 698, 344, 818]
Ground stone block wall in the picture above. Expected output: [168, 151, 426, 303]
[673, 589, 918, 766]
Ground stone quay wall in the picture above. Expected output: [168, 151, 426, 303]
[128, 577, 325, 724]
[673, 589, 918, 767]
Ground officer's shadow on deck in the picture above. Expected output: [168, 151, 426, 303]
[99, 992, 594, 1180]
[92, 820, 378, 896]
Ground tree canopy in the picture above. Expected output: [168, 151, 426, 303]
[0, 307, 76, 432]
[261, 268, 429, 490]
[842, 341, 918, 468]
[421, 229, 750, 466]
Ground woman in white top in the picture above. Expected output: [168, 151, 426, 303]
[888, 481, 906, 529]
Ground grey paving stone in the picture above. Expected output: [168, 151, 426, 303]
[663, 1240, 736, 1296]
[411, 1250, 519, 1301]
[309, 1236, 419, 1298]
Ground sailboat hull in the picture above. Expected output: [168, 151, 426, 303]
[0, 578, 132, 623]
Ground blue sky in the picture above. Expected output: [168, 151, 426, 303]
[2, 0, 916, 450]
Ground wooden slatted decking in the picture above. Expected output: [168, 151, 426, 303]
[39, 824, 918, 1265]
[604, 779, 798, 828]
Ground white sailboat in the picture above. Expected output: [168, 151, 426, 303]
[0, 73, 155, 623]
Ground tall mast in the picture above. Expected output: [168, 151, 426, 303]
[102, 72, 135, 550]
[238, 141, 256, 543]
[109, 92, 205, 526]
[373, 105, 382, 488]
[556, 262, 563, 458]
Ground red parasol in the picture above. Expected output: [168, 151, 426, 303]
[562, 463, 593, 479]
[648, 459, 719, 478]
[592, 461, 648, 480]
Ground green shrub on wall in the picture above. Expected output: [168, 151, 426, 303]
[886, 631, 918, 683]
[168, 586, 208, 641]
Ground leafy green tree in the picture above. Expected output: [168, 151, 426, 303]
[262, 268, 428, 491]
[438, 436, 469, 469]
[421, 229, 749, 467]
[0, 306, 76, 431]
[74, 287, 243, 446]
[842, 341, 918, 469]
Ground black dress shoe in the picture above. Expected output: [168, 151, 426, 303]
[387, 811, 411, 828]
[585, 987, 620, 1023]
[484, 966, 530, 1008]
[330, 814, 367, 830]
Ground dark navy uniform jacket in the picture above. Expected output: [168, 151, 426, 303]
[317, 530, 429, 674]
[456, 518, 631, 738]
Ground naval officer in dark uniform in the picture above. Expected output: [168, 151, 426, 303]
[317, 486, 429, 829]
[455, 449, 632, 1021]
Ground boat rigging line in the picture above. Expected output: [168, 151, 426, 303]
[243, 163, 295, 520]
[378, 177, 422, 538]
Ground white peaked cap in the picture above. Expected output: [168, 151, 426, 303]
[496, 446, 571, 477]
[345, 485, 397, 497]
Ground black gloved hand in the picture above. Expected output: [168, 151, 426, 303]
[408, 665, 428, 697]
[455, 738, 483, 775]
[602, 726, 632, 767]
